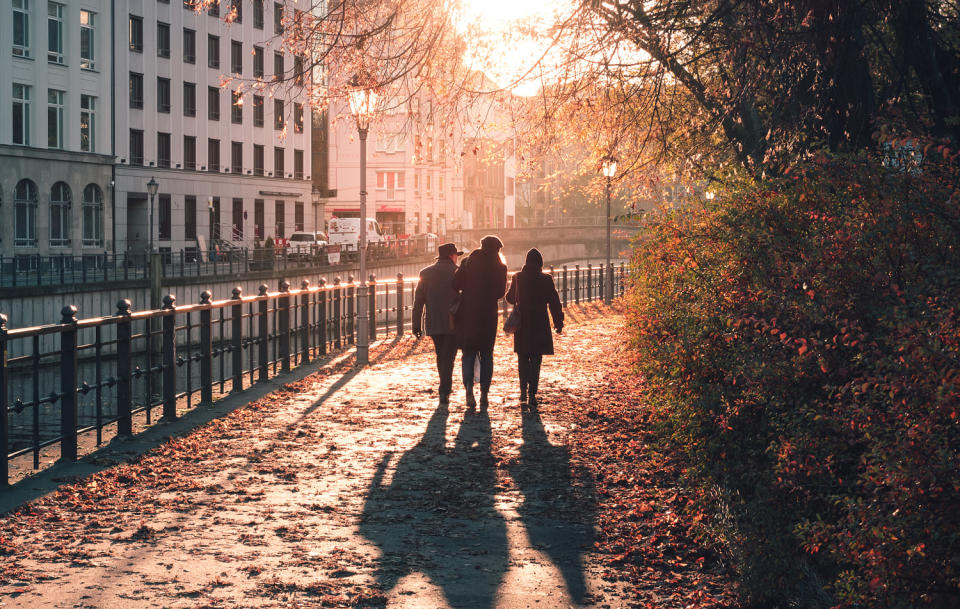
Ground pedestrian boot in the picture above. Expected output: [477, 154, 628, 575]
[528, 393, 538, 409]
[479, 390, 489, 412]
[519, 386, 527, 404]
[439, 392, 450, 406]
[465, 386, 477, 409]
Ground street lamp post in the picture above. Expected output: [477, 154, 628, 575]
[147, 177, 159, 259]
[311, 185, 322, 237]
[600, 158, 616, 305]
[349, 82, 378, 367]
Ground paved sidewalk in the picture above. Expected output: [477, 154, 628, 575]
[0, 308, 637, 609]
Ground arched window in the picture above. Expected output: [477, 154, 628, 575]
[82, 184, 104, 247]
[14, 179, 38, 247]
[49, 181, 72, 247]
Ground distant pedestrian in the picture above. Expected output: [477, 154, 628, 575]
[505, 248, 564, 408]
[412, 242, 464, 405]
[452, 235, 508, 410]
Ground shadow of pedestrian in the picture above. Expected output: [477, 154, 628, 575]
[510, 407, 595, 604]
[360, 405, 507, 609]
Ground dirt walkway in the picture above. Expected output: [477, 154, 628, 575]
[0, 306, 733, 608]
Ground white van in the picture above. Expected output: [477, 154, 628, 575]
[327, 217, 386, 252]
[285, 231, 327, 260]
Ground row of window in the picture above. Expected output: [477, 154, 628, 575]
[179, 0, 282, 34]
[7, 180, 104, 248]
[128, 74, 304, 131]
[13, 1, 97, 69]
[169, 195, 302, 242]
[378, 172, 447, 199]
[128, 131, 306, 179]
[11, 84, 97, 151]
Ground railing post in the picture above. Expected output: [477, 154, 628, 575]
[300, 279, 311, 364]
[619, 262, 625, 297]
[162, 294, 178, 420]
[333, 277, 342, 350]
[396, 273, 404, 336]
[59, 305, 79, 462]
[258, 284, 269, 382]
[346, 275, 355, 345]
[0, 314, 9, 486]
[318, 278, 327, 356]
[575, 264, 581, 304]
[231, 287, 243, 392]
[199, 291, 213, 404]
[279, 280, 291, 372]
[587, 264, 593, 301]
[598, 263, 605, 304]
[368, 273, 376, 341]
[562, 265, 568, 306]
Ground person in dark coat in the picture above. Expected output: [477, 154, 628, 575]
[412, 242, 464, 404]
[452, 235, 508, 410]
[505, 248, 564, 408]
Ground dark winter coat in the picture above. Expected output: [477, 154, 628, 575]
[506, 267, 564, 355]
[452, 248, 508, 350]
[412, 258, 458, 336]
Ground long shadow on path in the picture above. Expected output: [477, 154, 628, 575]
[360, 405, 508, 609]
[509, 406, 596, 604]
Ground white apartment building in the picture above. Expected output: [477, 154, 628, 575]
[0, 0, 315, 264]
[0, 0, 115, 262]
[114, 0, 313, 258]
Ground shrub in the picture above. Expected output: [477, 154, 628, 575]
[624, 153, 960, 608]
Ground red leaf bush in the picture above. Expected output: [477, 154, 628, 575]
[624, 153, 960, 608]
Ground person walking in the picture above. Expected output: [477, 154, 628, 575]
[452, 235, 508, 410]
[505, 248, 564, 408]
[412, 242, 464, 405]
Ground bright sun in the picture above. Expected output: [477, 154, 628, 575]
[455, 0, 572, 96]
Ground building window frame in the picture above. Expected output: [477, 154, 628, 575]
[231, 141, 242, 173]
[82, 184, 103, 247]
[158, 194, 171, 241]
[208, 86, 220, 120]
[80, 94, 95, 152]
[253, 95, 264, 127]
[47, 88, 65, 149]
[80, 10, 95, 69]
[130, 129, 144, 165]
[49, 181, 71, 247]
[183, 82, 196, 116]
[157, 77, 171, 113]
[231, 90, 242, 124]
[14, 179, 38, 247]
[12, 83, 31, 146]
[158, 132, 171, 168]
[157, 21, 171, 58]
[183, 27, 196, 63]
[129, 72, 144, 109]
[207, 34, 219, 69]
[47, 1, 65, 64]
[129, 14, 143, 52]
[184, 135, 197, 169]
[13, 0, 31, 58]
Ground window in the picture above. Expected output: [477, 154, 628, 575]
[253, 144, 264, 175]
[294, 149, 303, 179]
[80, 10, 95, 69]
[82, 184, 103, 246]
[294, 55, 304, 85]
[231, 141, 242, 173]
[253, 46, 264, 78]
[14, 180, 38, 247]
[184, 135, 197, 169]
[207, 34, 219, 69]
[274, 147, 284, 177]
[294, 103, 303, 133]
[273, 51, 283, 81]
[49, 182, 71, 247]
[183, 27, 196, 63]
[12, 84, 31, 146]
[208, 86, 220, 120]
[130, 129, 144, 165]
[208, 138, 220, 171]
[426, 174, 431, 193]
[129, 15, 143, 52]
[48, 2, 64, 63]
[129, 72, 143, 108]
[254, 199, 264, 239]
[184, 195, 197, 239]
[230, 40, 242, 74]
[506, 176, 514, 196]
[208, 0, 219, 17]
[376, 171, 405, 199]
[183, 82, 196, 116]
[47, 89, 64, 149]
[232, 198, 243, 240]
[274, 99, 284, 130]
[13, 0, 30, 57]
[157, 77, 171, 113]
[157, 22, 170, 58]
[253, 0, 263, 28]
[231, 90, 242, 123]
[273, 2, 283, 34]
[158, 194, 171, 240]
[80, 95, 95, 152]
[158, 132, 171, 168]
[439, 175, 445, 198]
[253, 95, 264, 127]
[230, 0, 241, 22]
[274, 200, 285, 237]
[414, 172, 419, 193]
[294, 202, 304, 232]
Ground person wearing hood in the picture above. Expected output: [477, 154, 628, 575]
[412, 242, 464, 405]
[505, 248, 564, 407]
[452, 235, 508, 410]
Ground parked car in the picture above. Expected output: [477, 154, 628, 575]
[285, 231, 328, 260]
[327, 218, 387, 257]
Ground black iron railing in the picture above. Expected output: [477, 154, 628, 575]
[0, 263, 626, 485]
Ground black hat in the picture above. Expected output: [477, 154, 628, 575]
[437, 243, 464, 259]
[480, 235, 503, 251]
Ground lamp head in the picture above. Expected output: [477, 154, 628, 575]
[146, 176, 159, 197]
[348, 75, 379, 131]
[600, 157, 617, 178]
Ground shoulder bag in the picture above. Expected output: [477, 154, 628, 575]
[504, 278, 521, 334]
